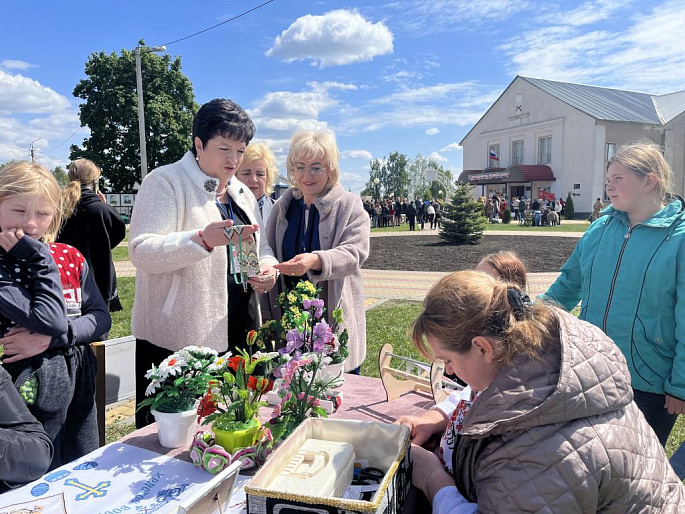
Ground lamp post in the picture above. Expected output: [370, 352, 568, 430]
[134, 45, 166, 181]
[29, 138, 42, 163]
[373, 177, 380, 201]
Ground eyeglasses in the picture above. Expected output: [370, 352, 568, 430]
[292, 165, 326, 176]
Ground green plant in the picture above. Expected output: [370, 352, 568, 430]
[439, 182, 488, 245]
[502, 208, 512, 224]
[564, 192, 575, 220]
[137, 346, 218, 413]
[198, 339, 274, 431]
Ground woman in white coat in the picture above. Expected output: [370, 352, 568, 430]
[130, 99, 278, 427]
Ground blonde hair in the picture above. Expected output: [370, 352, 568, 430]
[238, 143, 278, 195]
[286, 130, 340, 188]
[608, 142, 673, 200]
[62, 158, 103, 219]
[411, 270, 558, 367]
[0, 161, 64, 242]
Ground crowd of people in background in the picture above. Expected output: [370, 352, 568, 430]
[363, 197, 442, 230]
[483, 193, 567, 227]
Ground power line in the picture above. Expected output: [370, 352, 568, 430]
[44, 124, 85, 153]
[161, 0, 276, 47]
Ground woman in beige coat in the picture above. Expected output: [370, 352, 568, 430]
[267, 130, 370, 372]
[405, 270, 684, 513]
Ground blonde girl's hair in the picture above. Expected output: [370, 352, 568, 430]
[239, 143, 278, 195]
[63, 158, 103, 219]
[0, 161, 64, 242]
[608, 142, 673, 200]
[286, 130, 340, 188]
[411, 270, 559, 368]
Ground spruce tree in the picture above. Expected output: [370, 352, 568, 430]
[564, 192, 575, 220]
[439, 182, 488, 244]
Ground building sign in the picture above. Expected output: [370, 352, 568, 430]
[468, 171, 510, 182]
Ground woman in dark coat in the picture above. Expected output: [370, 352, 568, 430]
[58, 158, 126, 312]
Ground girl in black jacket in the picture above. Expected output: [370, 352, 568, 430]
[58, 158, 126, 312]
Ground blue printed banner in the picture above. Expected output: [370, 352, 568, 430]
[0, 442, 227, 513]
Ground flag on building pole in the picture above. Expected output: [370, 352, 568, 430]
[489, 150, 499, 162]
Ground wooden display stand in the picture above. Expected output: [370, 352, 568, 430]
[378, 343, 459, 404]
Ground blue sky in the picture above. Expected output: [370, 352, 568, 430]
[1, 0, 683, 193]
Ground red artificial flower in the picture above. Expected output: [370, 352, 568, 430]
[196, 388, 217, 422]
[256, 377, 273, 393]
[247, 375, 258, 391]
[228, 356, 243, 371]
[246, 330, 258, 347]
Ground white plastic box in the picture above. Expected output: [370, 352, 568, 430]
[268, 439, 355, 498]
[245, 418, 411, 514]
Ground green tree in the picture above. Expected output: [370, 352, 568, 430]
[0, 160, 21, 171]
[70, 42, 198, 193]
[364, 151, 409, 200]
[564, 192, 575, 220]
[439, 182, 487, 245]
[52, 165, 69, 186]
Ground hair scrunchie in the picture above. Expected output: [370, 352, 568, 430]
[507, 287, 532, 321]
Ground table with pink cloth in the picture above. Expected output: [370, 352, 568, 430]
[119, 373, 433, 458]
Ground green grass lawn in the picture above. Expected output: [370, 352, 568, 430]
[109, 276, 134, 339]
[111, 245, 129, 261]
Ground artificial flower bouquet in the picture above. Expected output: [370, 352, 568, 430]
[264, 281, 350, 441]
[137, 345, 219, 414]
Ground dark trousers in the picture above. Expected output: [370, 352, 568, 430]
[408, 216, 416, 231]
[633, 388, 678, 446]
[135, 338, 174, 428]
[4, 346, 98, 469]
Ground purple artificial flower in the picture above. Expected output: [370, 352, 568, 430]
[313, 299, 325, 319]
[312, 321, 334, 352]
[303, 299, 313, 310]
[285, 328, 304, 353]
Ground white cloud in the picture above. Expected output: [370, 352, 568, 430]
[0, 71, 80, 166]
[384, 0, 531, 34]
[338, 82, 500, 134]
[1, 60, 37, 70]
[382, 70, 424, 85]
[440, 142, 462, 151]
[536, 0, 627, 27]
[342, 150, 373, 160]
[266, 9, 394, 68]
[501, 0, 685, 92]
[0, 71, 71, 114]
[428, 151, 447, 162]
[425, 128, 439, 135]
[371, 82, 478, 105]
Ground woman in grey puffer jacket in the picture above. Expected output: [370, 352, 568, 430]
[406, 270, 684, 513]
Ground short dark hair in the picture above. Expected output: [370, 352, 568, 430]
[191, 98, 255, 155]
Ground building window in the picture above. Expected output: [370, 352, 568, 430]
[488, 143, 500, 168]
[512, 140, 524, 165]
[537, 136, 551, 164]
[606, 143, 616, 161]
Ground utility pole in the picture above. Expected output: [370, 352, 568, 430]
[30, 138, 42, 163]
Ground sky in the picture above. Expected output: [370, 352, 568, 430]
[1, 0, 684, 194]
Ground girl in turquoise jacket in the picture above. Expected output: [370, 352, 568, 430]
[545, 142, 685, 446]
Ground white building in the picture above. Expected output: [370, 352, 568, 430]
[458, 76, 685, 214]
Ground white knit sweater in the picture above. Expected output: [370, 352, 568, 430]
[129, 151, 278, 352]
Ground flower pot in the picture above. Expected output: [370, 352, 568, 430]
[323, 362, 345, 384]
[213, 419, 261, 454]
[152, 408, 197, 448]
